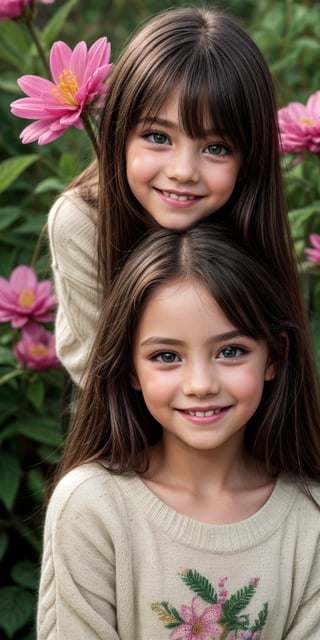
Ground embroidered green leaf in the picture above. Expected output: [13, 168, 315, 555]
[180, 569, 218, 604]
[220, 614, 250, 634]
[221, 584, 255, 619]
[151, 601, 184, 628]
[252, 602, 269, 631]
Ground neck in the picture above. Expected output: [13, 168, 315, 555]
[145, 434, 270, 497]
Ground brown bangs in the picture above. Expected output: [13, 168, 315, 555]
[129, 44, 248, 155]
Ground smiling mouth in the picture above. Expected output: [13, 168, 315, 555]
[185, 409, 223, 417]
[161, 190, 199, 202]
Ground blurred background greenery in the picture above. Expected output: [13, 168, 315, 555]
[0, 0, 320, 637]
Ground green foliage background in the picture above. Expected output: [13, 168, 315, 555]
[0, 0, 320, 637]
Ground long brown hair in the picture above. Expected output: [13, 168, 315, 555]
[55, 225, 320, 500]
[96, 6, 292, 293]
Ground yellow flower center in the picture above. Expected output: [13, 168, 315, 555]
[192, 621, 203, 634]
[18, 289, 36, 308]
[300, 116, 314, 126]
[52, 69, 79, 106]
[29, 345, 49, 357]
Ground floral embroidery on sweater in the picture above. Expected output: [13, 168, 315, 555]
[151, 570, 268, 639]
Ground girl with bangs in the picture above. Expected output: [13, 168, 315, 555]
[38, 224, 320, 638]
[48, 6, 303, 388]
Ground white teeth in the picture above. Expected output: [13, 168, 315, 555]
[187, 409, 221, 417]
[162, 190, 196, 201]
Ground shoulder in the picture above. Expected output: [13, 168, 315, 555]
[48, 463, 115, 512]
[48, 190, 98, 262]
[48, 189, 97, 240]
[46, 464, 129, 535]
[280, 476, 320, 530]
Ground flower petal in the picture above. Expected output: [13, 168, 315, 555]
[70, 41, 88, 84]
[17, 75, 55, 97]
[50, 41, 73, 83]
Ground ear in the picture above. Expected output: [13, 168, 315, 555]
[129, 371, 141, 391]
[264, 332, 289, 382]
[264, 360, 277, 382]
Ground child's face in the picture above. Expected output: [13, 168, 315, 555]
[126, 87, 242, 230]
[131, 278, 275, 458]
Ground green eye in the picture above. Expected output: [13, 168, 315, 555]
[150, 132, 169, 144]
[156, 352, 177, 363]
[220, 346, 239, 359]
[205, 144, 228, 156]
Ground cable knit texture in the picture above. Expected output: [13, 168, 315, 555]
[37, 463, 320, 639]
[47, 191, 102, 386]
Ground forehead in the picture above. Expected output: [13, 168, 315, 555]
[138, 84, 228, 141]
[143, 86, 213, 127]
[137, 277, 233, 336]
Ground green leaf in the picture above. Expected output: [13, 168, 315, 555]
[0, 400, 21, 430]
[0, 76, 22, 94]
[222, 584, 256, 619]
[0, 449, 21, 511]
[0, 156, 38, 194]
[11, 560, 39, 590]
[26, 377, 45, 410]
[0, 22, 30, 70]
[0, 587, 34, 638]
[252, 602, 269, 632]
[15, 417, 63, 446]
[27, 467, 45, 503]
[37, 444, 63, 465]
[42, 0, 79, 47]
[13, 215, 46, 235]
[0, 345, 16, 365]
[180, 569, 217, 604]
[58, 152, 79, 181]
[34, 177, 65, 194]
[0, 206, 22, 231]
[0, 529, 9, 562]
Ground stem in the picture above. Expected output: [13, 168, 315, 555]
[0, 369, 25, 387]
[31, 222, 49, 270]
[24, 19, 51, 77]
[81, 113, 100, 159]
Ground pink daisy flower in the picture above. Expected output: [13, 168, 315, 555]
[0, 0, 55, 21]
[10, 37, 112, 144]
[14, 322, 60, 370]
[0, 265, 56, 328]
[278, 90, 320, 153]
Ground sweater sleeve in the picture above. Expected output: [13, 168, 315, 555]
[47, 192, 102, 386]
[37, 469, 122, 639]
[284, 535, 320, 639]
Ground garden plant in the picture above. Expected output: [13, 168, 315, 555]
[0, 0, 320, 637]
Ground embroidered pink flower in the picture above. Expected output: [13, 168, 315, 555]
[0, 265, 56, 328]
[278, 90, 320, 153]
[14, 323, 60, 370]
[10, 37, 112, 144]
[0, 0, 55, 21]
[170, 597, 222, 640]
[304, 233, 320, 263]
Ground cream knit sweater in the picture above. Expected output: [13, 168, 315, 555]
[37, 463, 320, 639]
[48, 192, 102, 386]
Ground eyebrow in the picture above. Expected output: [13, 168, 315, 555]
[139, 330, 247, 348]
[138, 115, 222, 137]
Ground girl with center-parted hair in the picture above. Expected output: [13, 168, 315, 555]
[49, 5, 308, 389]
[38, 224, 320, 639]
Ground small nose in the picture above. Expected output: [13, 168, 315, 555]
[166, 145, 200, 184]
[182, 361, 219, 398]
